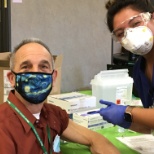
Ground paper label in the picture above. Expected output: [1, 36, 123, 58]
[116, 86, 127, 104]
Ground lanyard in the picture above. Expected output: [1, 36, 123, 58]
[7, 99, 52, 154]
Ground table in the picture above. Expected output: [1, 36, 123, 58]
[61, 90, 141, 154]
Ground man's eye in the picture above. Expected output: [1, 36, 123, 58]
[21, 66, 28, 69]
[41, 65, 49, 69]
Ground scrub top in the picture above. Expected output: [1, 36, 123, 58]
[133, 56, 154, 108]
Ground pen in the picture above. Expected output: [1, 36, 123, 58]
[87, 110, 100, 114]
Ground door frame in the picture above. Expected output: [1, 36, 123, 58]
[0, 0, 11, 52]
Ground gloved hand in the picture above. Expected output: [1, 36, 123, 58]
[99, 100, 131, 129]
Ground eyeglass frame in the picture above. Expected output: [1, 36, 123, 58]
[111, 12, 152, 42]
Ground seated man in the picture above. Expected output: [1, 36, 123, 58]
[0, 38, 120, 154]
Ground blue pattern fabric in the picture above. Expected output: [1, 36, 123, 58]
[15, 72, 53, 104]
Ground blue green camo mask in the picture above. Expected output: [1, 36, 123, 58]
[12, 71, 54, 104]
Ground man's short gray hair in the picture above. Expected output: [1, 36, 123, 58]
[10, 38, 54, 70]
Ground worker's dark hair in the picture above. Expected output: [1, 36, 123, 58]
[105, 0, 154, 32]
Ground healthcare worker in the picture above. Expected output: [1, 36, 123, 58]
[99, 0, 154, 134]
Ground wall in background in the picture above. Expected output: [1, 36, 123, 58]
[11, 0, 115, 92]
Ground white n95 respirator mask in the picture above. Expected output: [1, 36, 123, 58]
[121, 26, 153, 55]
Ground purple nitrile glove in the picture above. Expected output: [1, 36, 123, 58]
[99, 100, 131, 129]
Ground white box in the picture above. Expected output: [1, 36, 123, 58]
[73, 109, 113, 130]
[90, 69, 133, 108]
[47, 92, 96, 114]
[4, 87, 13, 95]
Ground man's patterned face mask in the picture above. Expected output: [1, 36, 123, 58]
[12, 71, 54, 104]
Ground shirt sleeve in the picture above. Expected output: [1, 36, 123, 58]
[44, 103, 69, 135]
[58, 108, 69, 133]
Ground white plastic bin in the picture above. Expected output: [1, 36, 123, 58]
[90, 69, 133, 108]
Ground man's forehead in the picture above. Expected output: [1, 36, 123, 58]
[14, 49, 52, 66]
[20, 59, 51, 64]
[15, 43, 51, 58]
[16, 43, 48, 52]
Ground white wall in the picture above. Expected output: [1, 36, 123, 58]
[11, 0, 115, 92]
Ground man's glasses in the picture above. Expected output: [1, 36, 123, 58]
[112, 12, 151, 42]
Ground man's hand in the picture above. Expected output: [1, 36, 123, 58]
[99, 100, 131, 129]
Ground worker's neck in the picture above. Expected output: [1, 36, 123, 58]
[144, 48, 154, 64]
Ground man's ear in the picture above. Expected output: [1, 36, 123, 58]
[52, 70, 57, 87]
[7, 71, 15, 87]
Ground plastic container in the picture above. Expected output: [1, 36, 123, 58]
[90, 69, 133, 108]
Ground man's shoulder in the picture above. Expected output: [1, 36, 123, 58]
[44, 103, 69, 134]
[44, 103, 69, 122]
[0, 103, 9, 112]
[0, 103, 14, 122]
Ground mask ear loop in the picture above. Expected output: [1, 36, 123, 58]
[142, 12, 152, 26]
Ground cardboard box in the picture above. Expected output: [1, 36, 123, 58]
[0, 52, 10, 67]
[0, 86, 13, 103]
[73, 109, 114, 130]
[0, 52, 63, 104]
[47, 92, 96, 114]
[0, 69, 11, 87]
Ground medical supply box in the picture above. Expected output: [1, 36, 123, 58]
[47, 92, 96, 114]
[73, 109, 113, 130]
[0, 52, 13, 104]
[90, 69, 133, 108]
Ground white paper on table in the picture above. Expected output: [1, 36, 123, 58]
[117, 134, 154, 154]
